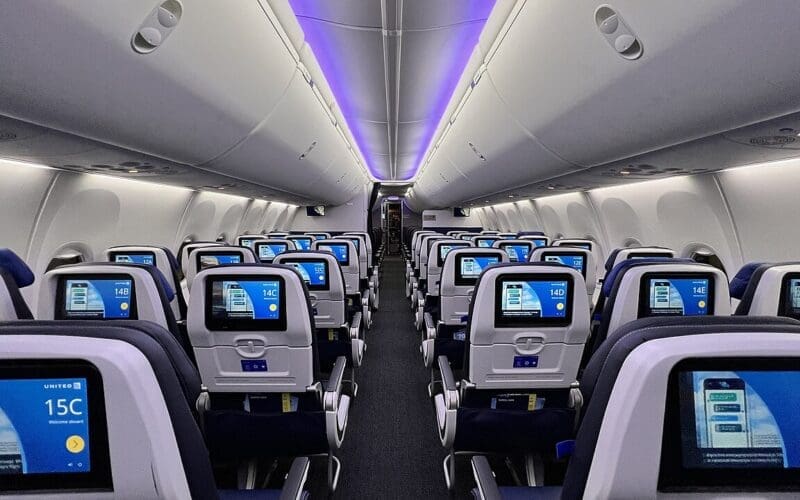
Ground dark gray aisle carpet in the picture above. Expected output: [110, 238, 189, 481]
[308, 256, 452, 499]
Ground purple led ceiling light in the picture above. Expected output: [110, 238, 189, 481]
[289, 1, 496, 181]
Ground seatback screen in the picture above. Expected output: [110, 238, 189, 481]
[455, 255, 500, 286]
[345, 238, 360, 253]
[256, 243, 288, 262]
[639, 274, 714, 317]
[529, 238, 548, 247]
[109, 251, 155, 266]
[494, 275, 573, 327]
[56, 275, 136, 320]
[283, 260, 328, 290]
[205, 277, 286, 331]
[196, 252, 242, 270]
[460, 234, 477, 241]
[660, 359, 800, 490]
[238, 238, 257, 249]
[289, 238, 312, 251]
[307, 233, 327, 241]
[318, 244, 349, 265]
[501, 244, 532, 263]
[543, 253, 586, 277]
[438, 243, 470, 267]
[0, 361, 111, 492]
[779, 274, 800, 319]
[476, 238, 498, 248]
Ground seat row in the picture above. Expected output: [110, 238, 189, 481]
[402, 228, 800, 497]
[0, 232, 383, 498]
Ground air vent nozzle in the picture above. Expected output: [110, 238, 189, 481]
[132, 0, 183, 54]
[595, 5, 642, 60]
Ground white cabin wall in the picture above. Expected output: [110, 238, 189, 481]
[0, 161, 57, 257]
[422, 209, 482, 228]
[716, 158, 800, 263]
[290, 184, 371, 232]
[589, 175, 742, 273]
[514, 200, 545, 231]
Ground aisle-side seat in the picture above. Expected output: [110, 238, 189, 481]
[530, 247, 595, 299]
[471, 316, 800, 499]
[0, 321, 311, 499]
[432, 263, 589, 491]
[105, 245, 186, 320]
[274, 251, 364, 374]
[422, 248, 506, 369]
[411, 234, 449, 310]
[584, 259, 730, 369]
[0, 248, 34, 320]
[406, 230, 436, 293]
[341, 233, 380, 312]
[187, 264, 351, 493]
[415, 239, 474, 331]
[312, 239, 370, 330]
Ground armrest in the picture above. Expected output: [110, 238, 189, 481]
[349, 311, 362, 339]
[424, 312, 437, 340]
[278, 457, 311, 500]
[435, 355, 459, 448]
[470, 456, 502, 500]
[361, 289, 369, 306]
[324, 356, 349, 449]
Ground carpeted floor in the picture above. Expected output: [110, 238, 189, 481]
[307, 256, 458, 498]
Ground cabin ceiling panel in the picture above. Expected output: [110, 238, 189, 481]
[288, 0, 496, 180]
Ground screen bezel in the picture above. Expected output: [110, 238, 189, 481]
[659, 357, 800, 491]
[287, 237, 312, 250]
[194, 250, 244, 271]
[637, 272, 715, 318]
[108, 251, 156, 266]
[499, 243, 533, 263]
[204, 275, 288, 332]
[475, 237, 499, 248]
[560, 241, 592, 251]
[280, 258, 329, 291]
[0, 359, 113, 492]
[317, 244, 350, 266]
[454, 253, 502, 286]
[437, 243, 471, 268]
[55, 274, 138, 321]
[541, 251, 587, 278]
[493, 273, 574, 328]
[778, 272, 800, 320]
[254, 242, 289, 262]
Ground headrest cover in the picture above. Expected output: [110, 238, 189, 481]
[0, 248, 34, 288]
[730, 262, 766, 300]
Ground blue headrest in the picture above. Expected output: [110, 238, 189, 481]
[729, 262, 766, 300]
[0, 249, 34, 288]
[517, 231, 545, 236]
[604, 249, 623, 272]
[601, 257, 692, 297]
[160, 246, 180, 273]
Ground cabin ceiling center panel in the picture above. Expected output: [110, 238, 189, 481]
[289, 0, 495, 181]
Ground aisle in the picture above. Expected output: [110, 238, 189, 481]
[309, 256, 450, 498]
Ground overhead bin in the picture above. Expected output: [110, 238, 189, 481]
[0, 0, 367, 204]
[204, 69, 368, 205]
[414, 75, 576, 208]
[487, 0, 800, 167]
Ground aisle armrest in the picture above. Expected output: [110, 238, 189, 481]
[279, 457, 311, 500]
[324, 356, 349, 449]
[471, 456, 502, 500]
